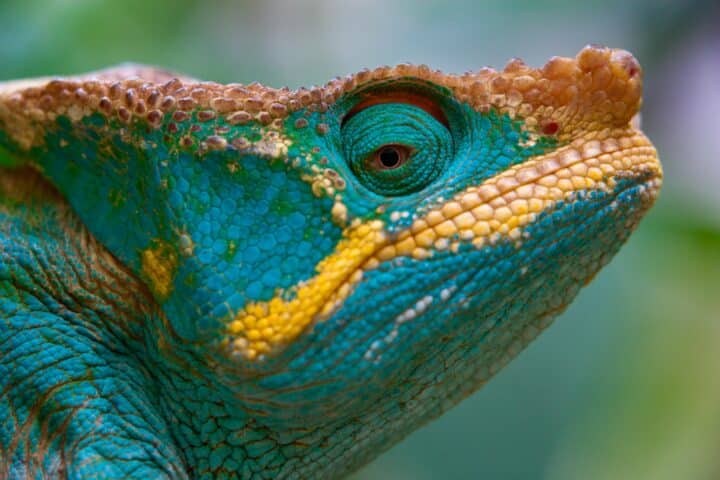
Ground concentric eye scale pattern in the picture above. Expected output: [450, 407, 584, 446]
[341, 102, 452, 196]
[0, 45, 660, 480]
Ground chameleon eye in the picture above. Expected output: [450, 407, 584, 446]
[341, 101, 453, 196]
[374, 145, 411, 170]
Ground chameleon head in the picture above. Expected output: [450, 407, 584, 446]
[0, 45, 661, 474]
[216, 46, 661, 422]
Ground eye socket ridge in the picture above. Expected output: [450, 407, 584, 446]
[343, 91, 449, 128]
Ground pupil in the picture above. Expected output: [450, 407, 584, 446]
[379, 147, 401, 168]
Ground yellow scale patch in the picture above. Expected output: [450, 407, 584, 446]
[141, 239, 178, 300]
[226, 126, 661, 360]
[228, 221, 387, 360]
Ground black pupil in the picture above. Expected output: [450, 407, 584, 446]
[379, 147, 401, 168]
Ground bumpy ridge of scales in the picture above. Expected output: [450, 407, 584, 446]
[0, 45, 642, 151]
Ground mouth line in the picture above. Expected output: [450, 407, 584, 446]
[358, 170, 662, 378]
[368, 126, 661, 265]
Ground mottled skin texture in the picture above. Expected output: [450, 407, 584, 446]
[0, 46, 661, 479]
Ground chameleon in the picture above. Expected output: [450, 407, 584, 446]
[0, 45, 661, 479]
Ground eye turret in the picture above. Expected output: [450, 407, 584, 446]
[341, 101, 453, 196]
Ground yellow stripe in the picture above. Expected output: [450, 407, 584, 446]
[226, 127, 661, 360]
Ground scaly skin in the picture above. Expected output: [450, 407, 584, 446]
[0, 45, 661, 479]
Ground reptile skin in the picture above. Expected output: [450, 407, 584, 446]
[0, 45, 661, 479]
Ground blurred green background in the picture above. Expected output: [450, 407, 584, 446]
[1, 0, 719, 478]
